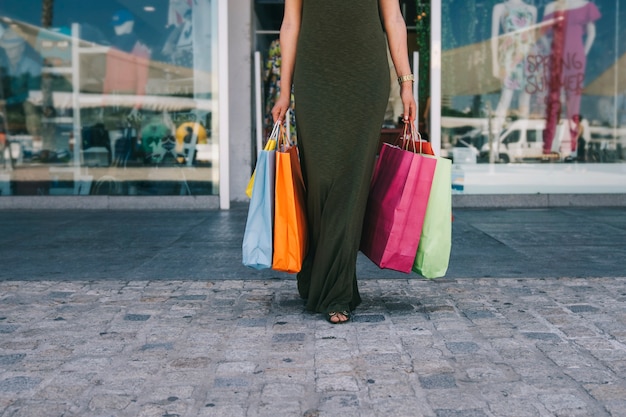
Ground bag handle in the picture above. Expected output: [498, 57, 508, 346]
[265, 121, 281, 149]
[277, 122, 292, 152]
[396, 122, 426, 154]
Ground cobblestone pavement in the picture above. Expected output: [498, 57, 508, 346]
[1, 277, 626, 417]
[1, 207, 626, 416]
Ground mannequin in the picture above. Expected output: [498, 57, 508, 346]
[0, 28, 41, 140]
[540, 0, 601, 155]
[491, 0, 537, 135]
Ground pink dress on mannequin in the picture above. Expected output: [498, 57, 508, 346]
[542, 2, 601, 153]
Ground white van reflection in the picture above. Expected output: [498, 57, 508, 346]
[479, 119, 568, 163]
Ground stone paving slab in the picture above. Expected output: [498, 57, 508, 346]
[1, 206, 626, 281]
[1, 277, 626, 417]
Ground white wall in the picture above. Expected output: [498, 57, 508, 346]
[228, 0, 253, 202]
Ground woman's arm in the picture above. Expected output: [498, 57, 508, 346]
[271, 0, 302, 123]
[379, 0, 416, 122]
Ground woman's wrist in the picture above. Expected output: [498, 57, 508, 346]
[399, 83, 414, 93]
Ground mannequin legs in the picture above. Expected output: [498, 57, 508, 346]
[493, 89, 530, 134]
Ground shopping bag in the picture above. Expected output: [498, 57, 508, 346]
[246, 135, 278, 198]
[241, 123, 280, 269]
[272, 129, 308, 273]
[413, 156, 452, 278]
[360, 124, 437, 273]
[245, 173, 255, 198]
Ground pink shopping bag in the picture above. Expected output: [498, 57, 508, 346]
[360, 142, 437, 273]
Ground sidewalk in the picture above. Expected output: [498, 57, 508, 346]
[1, 206, 626, 416]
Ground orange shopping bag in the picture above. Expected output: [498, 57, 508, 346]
[272, 126, 308, 273]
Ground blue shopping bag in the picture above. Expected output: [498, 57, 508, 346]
[242, 123, 279, 269]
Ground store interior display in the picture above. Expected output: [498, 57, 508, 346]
[0, 0, 216, 196]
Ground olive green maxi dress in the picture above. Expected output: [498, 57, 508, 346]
[294, 0, 390, 314]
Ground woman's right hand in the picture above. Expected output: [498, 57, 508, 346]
[271, 94, 292, 124]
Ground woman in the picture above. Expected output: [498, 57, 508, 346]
[271, 0, 416, 324]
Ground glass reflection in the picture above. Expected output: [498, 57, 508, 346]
[441, 0, 624, 168]
[0, 0, 217, 196]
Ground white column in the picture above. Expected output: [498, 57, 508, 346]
[430, 0, 442, 155]
[254, 51, 263, 158]
[613, 0, 619, 132]
[413, 51, 419, 126]
[226, 0, 253, 204]
[218, 0, 230, 209]
[71, 23, 82, 167]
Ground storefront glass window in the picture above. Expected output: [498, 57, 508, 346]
[441, 0, 626, 194]
[0, 0, 218, 196]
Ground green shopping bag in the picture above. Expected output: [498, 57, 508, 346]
[412, 156, 452, 279]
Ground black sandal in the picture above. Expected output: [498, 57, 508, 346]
[327, 311, 351, 324]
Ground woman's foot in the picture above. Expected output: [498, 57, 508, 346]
[327, 311, 351, 324]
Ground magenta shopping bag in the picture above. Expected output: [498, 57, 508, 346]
[360, 143, 437, 273]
